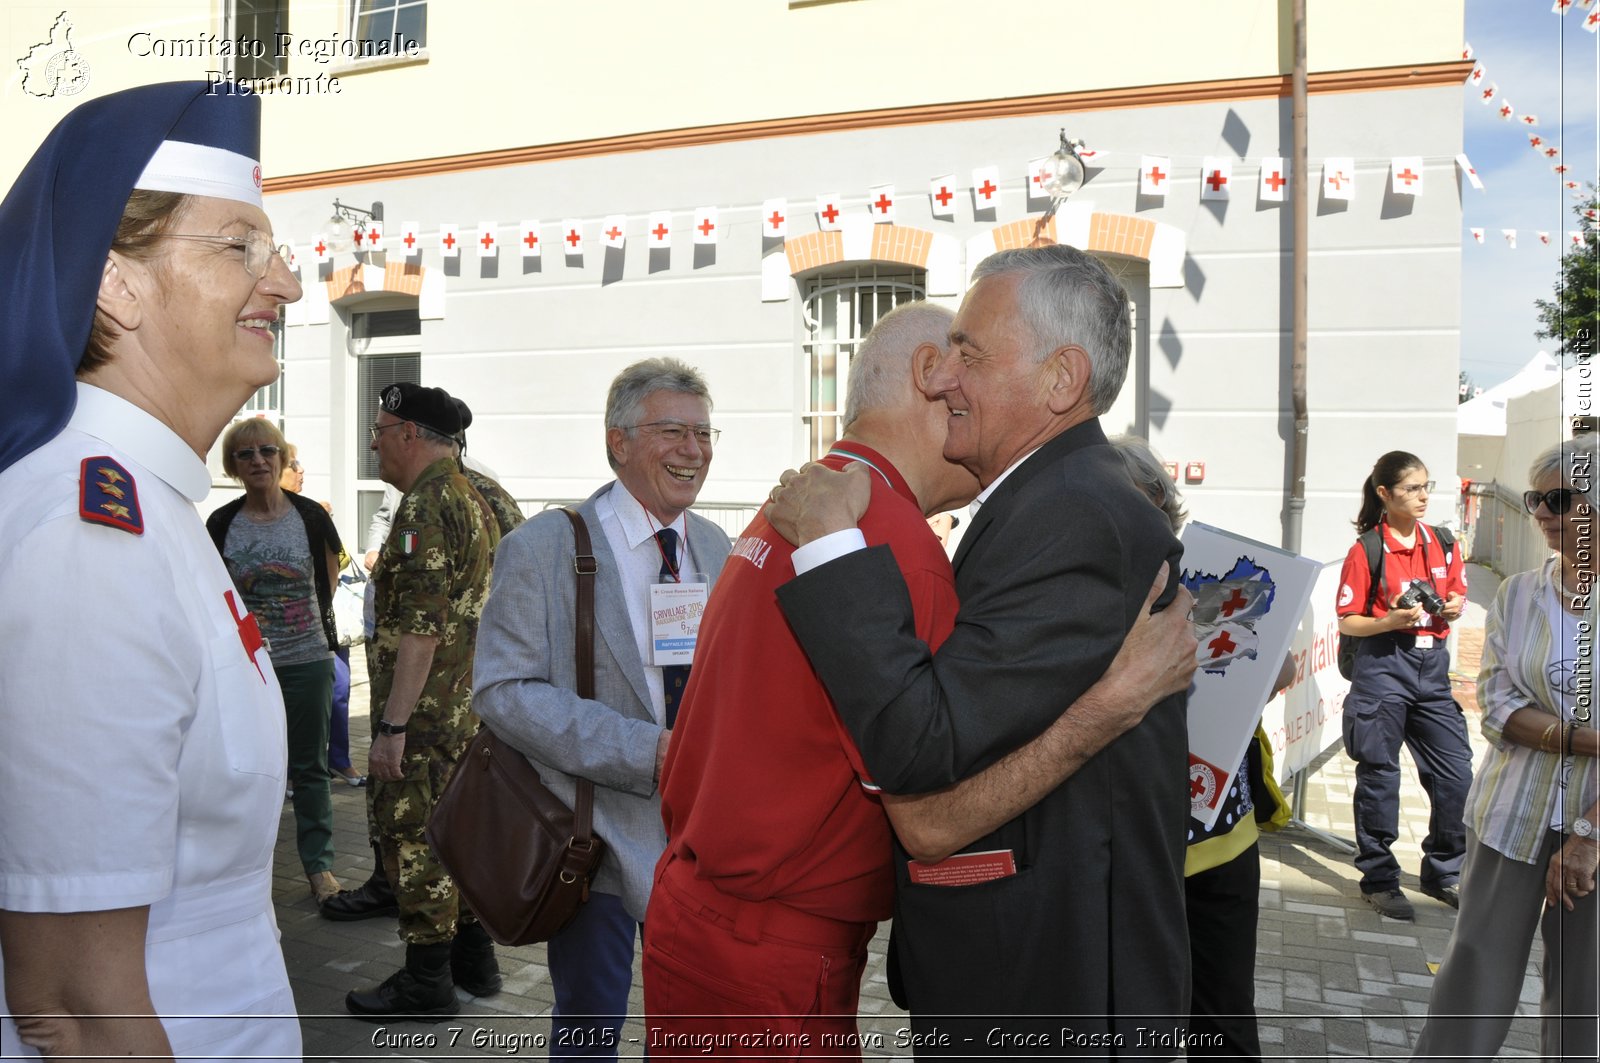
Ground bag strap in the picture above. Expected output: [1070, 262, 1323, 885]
[560, 507, 599, 850]
[1359, 527, 1383, 615]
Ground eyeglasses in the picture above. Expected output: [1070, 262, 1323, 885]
[163, 230, 291, 279]
[626, 421, 720, 446]
[232, 444, 281, 462]
[1391, 480, 1436, 498]
[369, 422, 406, 442]
[287, 461, 303, 472]
[1524, 487, 1587, 515]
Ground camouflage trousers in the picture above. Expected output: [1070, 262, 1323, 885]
[367, 734, 471, 945]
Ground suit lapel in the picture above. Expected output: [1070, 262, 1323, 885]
[578, 488, 655, 715]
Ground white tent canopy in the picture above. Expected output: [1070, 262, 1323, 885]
[1457, 349, 1560, 438]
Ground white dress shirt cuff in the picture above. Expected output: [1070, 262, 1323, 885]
[791, 529, 868, 576]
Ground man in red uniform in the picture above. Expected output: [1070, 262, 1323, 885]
[643, 303, 1197, 1053]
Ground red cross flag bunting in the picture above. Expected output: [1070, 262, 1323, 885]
[868, 184, 895, 224]
[519, 220, 541, 258]
[313, 233, 330, 264]
[1583, 0, 1596, 10]
[693, 207, 719, 246]
[816, 193, 843, 232]
[561, 219, 584, 256]
[363, 219, 384, 252]
[1587, 7, 1600, 29]
[647, 211, 672, 249]
[1528, 132, 1545, 149]
[1026, 157, 1052, 199]
[477, 222, 498, 259]
[1556, 0, 1574, 13]
[439, 222, 460, 259]
[1498, 100, 1516, 121]
[1462, 41, 1474, 60]
[400, 220, 421, 259]
[1455, 153, 1485, 190]
[283, 243, 299, 276]
[1322, 157, 1354, 201]
[602, 214, 626, 249]
[1521, 114, 1540, 127]
[1259, 157, 1287, 203]
[1480, 82, 1498, 104]
[1502, 229, 1517, 249]
[1568, 180, 1582, 192]
[929, 174, 956, 219]
[1139, 155, 1171, 197]
[970, 166, 1001, 209]
[1199, 157, 1231, 201]
[1573, 231, 1587, 247]
[1390, 156, 1424, 197]
[1539, 231, 1552, 245]
[1470, 227, 1485, 244]
[1544, 145, 1562, 159]
[1469, 64, 1485, 85]
[1556, 163, 1572, 175]
[761, 198, 788, 239]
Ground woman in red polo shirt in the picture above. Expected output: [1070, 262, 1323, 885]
[1336, 450, 1473, 922]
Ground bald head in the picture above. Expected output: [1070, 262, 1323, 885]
[841, 302, 955, 430]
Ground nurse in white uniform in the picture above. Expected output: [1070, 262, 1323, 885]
[0, 83, 305, 1060]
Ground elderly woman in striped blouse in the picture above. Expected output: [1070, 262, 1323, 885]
[1413, 436, 1599, 1061]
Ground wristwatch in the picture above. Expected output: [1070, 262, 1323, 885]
[376, 720, 407, 737]
[1574, 817, 1595, 839]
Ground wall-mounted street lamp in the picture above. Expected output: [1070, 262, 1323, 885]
[324, 198, 384, 255]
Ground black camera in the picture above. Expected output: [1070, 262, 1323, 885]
[1395, 579, 1445, 616]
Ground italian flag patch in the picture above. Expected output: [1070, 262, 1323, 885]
[400, 529, 419, 555]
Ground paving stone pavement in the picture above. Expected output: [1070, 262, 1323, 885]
[279, 566, 1554, 1061]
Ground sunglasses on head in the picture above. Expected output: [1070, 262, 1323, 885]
[1524, 487, 1586, 515]
[232, 445, 281, 462]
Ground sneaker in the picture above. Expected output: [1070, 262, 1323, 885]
[1418, 881, 1460, 909]
[1363, 888, 1415, 921]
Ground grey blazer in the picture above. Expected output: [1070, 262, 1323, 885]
[472, 482, 730, 921]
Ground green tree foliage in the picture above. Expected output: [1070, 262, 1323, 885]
[1535, 189, 1599, 358]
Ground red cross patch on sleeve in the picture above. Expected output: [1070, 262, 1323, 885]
[79, 456, 144, 535]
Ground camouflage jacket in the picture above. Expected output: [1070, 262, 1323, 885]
[463, 465, 525, 541]
[370, 456, 493, 745]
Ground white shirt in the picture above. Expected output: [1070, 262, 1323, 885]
[0, 383, 300, 1059]
[598, 483, 695, 726]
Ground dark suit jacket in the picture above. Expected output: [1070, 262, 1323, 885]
[778, 419, 1190, 1055]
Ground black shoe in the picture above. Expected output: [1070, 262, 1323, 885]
[1419, 881, 1460, 909]
[319, 874, 398, 921]
[346, 942, 460, 1022]
[1363, 887, 1415, 921]
[450, 921, 503, 998]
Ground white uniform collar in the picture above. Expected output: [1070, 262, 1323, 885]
[68, 382, 212, 502]
[606, 481, 688, 550]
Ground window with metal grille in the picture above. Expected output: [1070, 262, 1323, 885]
[801, 267, 926, 460]
[356, 352, 419, 481]
[233, 0, 288, 78]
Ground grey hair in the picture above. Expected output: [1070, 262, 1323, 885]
[415, 424, 456, 448]
[970, 245, 1132, 417]
[603, 357, 713, 470]
[841, 302, 955, 431]
[1529, 435, 1600, 503]
[1110, 434, 1186, 534]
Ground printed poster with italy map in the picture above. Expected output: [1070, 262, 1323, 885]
[1180, 522, 1320, 829]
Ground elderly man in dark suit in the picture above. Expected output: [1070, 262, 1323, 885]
[769, 245, 1190, 1056]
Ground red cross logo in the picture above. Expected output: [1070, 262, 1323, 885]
[977, 179, 998, 201]
[1265, 170, 1285, 192]
[1523, 115, 1538, 125]
[605, 226, 621, 241]
[1545, 146, 1560, 158]
[1206, 169, 1228, 192]
[873, 193, 893, 215]
[1499, 104, 1513, 118]
[1208, 631, 1238, 659]
[1482, 87, 1494, 100]
[480, 231, 495, 250]
[1530, 135, 1543, 148]
[1190, 774, 1208, 798]
[442, 232, 456, 250]
[652, 223, 669, 241]
[767, 210, 784, 231]
[934, 185, 953, 207]
[225, 589, 266, 683]
[1589, 10, 1599, 26]
[403, 232, 416, 249]
[1328, 171, 1345, 190]
[697, 218, 715, 236]
[314, 240, 327, 256]
[1146, 165, 1166, 187]
[1219, 589, 1249, 617]
[566, 229, 581, 248]
[1396, 168, 1418, 186]
[367, 229, 382, 246]
[820, 203, 840, 224]
[524, 231, 538, 249]
[1031, 170, 1046, 188]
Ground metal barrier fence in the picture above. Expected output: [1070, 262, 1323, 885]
[1461, 481, 1543, 578]
[526, 499, 760, 542]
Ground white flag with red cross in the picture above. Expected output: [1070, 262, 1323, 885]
[1503, 229, 1517, 249]
[1521, 114, 1540, 126]
[399, 221, 421, 258]
[560, 219, 583, 256]
[971, 166, 1002, 209]
[1555, 0, 1574, 14]
[693, 206, 719, 245]
[1322, 158, 1355, 200]
[1139, 155, 1172, 197]
[519, 220, 541, 258]
[1026, 158, 1052, 199]
[1391, 157, 1424, 196]
[1587, 7, 1600, 30]
[1456, 154, 1485, 190]
[929, 175, 957, 219]
[816, 192, 844, 231]
[362, 219, 384, 252]
[1498, 100, 1516, 121]
[439, 223, 459, 259]
[476, 222, 497, 258]
[1462, 41, 1474, 59]
[1555, 163, 1571, 175]
[868, 185, 895, 223]
[283, 243, 299, 275]
[1573, 231, 1587, 247]
[1199, 157, 1232, 200]
[1480, 82, 1498, 104]
[1539, 231, 1552, 245]
[1529, 132, 1546, 150]
[646, 211, 671, 249]
[1470, 228, 1485, 244]
[761, 199, 788, 238]
[312, 233, 331, 264]
[1469, 64, 1485, 85]
[602, 215, 626, 249]
[1259, 158, 1288, 202]
[1544, 145, 1562, 159]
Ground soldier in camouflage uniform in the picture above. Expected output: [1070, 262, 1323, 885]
[345, 382, 497, 1022]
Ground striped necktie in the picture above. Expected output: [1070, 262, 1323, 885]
[655, 527, 690, 728]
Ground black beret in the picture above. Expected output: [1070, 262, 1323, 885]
[451, 396, 473, 433]
[379, 382, 461, 438]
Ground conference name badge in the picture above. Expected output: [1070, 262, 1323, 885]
[649, 580, 708, 666]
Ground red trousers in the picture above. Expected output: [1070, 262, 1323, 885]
[643, 855, 877, 1060]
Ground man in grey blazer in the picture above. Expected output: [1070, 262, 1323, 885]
[474, 357, 730, 1061]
